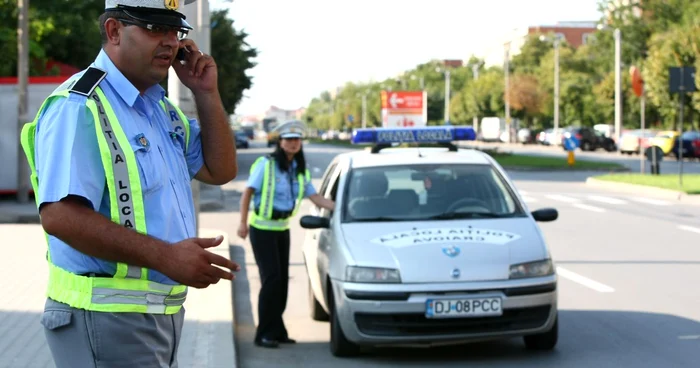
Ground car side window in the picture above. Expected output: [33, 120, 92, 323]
[318, 162, 337, 198]
[320, 170, 340, 219]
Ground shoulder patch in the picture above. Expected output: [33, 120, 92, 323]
[68, 67, 107, 97]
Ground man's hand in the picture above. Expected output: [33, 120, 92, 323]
[171, 39, 218, 95]
[237, 223, 249, 240]
[161, 235, 241, 289]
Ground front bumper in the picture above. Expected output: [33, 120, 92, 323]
[331, 275, 558, 347]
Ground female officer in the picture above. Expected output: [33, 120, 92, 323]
[238, 120, 335, 348]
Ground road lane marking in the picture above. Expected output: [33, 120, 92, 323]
[521, 196, 537, 203]
[587, 195, 627, 205]
[545, 194, 580, 203]
[573, 203, 606, 213]
[519, 190, 529, 195]
[678, 335, 700, 340]
[678, 225, 700, 234]
[631, 198, 671, 206]
[556, 266, 615, 293]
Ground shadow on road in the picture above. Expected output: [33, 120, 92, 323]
[230, 309, 700, 367]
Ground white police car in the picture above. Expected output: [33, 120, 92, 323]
[300, 126, 559, 357]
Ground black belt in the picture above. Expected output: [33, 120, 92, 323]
[255, 207, 292, 220]
[79, 272, 113, 278]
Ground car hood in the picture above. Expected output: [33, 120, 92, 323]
[340, 218, 547, 283]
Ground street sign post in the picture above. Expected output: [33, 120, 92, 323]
[380, 90, 428, 128]
[630, 66, 645, 174]
[669, 66, 697, 187]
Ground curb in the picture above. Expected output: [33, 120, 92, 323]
[503, 166, 630, 172]
[585, 177, 700, 203]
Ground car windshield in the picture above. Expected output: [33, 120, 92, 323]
[342, 164, 525, 223]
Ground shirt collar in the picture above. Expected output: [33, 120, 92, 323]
[93, 49, 166, 107]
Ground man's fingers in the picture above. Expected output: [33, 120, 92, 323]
[196, 235, 224, 248]
[205, 265, 234, 281]
[206, 252, 241, 272]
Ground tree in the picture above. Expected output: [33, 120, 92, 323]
[210, 9, 257, 114]
[507, 74, 545, 126]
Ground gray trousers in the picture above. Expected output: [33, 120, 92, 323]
[40, 297, 185, 368]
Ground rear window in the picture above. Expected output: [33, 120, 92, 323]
[342, 164, 525, 223]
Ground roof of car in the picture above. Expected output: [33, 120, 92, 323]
[335, 146, 496, 169]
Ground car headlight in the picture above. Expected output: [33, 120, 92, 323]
[509, 259, 554, 279]
[345, 266, 401, 283]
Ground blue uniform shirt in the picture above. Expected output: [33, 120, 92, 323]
[34, 49, 205, 285]
[247, 157, 316, 212]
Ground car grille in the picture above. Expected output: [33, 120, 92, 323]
[354, 306, 551, 337]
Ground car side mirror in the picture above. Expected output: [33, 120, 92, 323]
[300, 215, 330, 229]
[531, 208, 558, 222]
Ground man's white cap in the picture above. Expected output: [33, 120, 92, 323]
[276, 120, 307, 139]
[105, 0, 198, 29]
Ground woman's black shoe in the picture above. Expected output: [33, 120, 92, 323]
[255, 337, 279, 348]
[279, 337, 297, 344]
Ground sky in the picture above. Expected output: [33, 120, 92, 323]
[210, 0, 603, 117]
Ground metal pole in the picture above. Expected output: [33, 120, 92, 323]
[614, 28, 622, 146]
[679, 87, 685, 187]
[16, 0, 30, 203]
[640, 89, 645, 173]
[472, 64, 479, 131]
[444, 70, 451, 124]
[361, 94, 367, 128]
[505, 44, 511, 142]
[554, 39, 560, 134]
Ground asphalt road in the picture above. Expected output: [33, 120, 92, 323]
[206, 141, 700, 368]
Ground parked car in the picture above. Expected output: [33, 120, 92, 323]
[561, 127, 616, 151]
[235, 131, 249, 149]
[671, 131, 700, 160]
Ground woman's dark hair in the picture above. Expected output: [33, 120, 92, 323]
[271, 140, 307, 175]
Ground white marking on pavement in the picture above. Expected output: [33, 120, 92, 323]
[519, 190, 529, 195]
[631, 198, 671, 206]
[678, 335, 700, 340]
[573, 203, 606, 213]
[587, 195, 627, 205]
[545, 194, 580, 203]
[678, 225, 700, 234]
[556, 266, 615, 293]
[521, 196, 537, 203]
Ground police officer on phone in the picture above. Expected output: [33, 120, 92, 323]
[20, 1, 240, 366]
[238, 120, 335, 348]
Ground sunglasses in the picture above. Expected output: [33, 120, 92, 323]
[118, 18, 189, 40]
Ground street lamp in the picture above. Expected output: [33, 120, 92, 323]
[436, 67, 451, 125]
[540, 34, 561, 134]
[597, 24, 622, 145]
[410, 74, 425, 90]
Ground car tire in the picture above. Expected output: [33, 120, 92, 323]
[523, 313, 558, 350]
[309, 277, 329, 321]
[329, 289, 360, 357]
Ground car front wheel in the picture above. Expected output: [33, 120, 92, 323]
[523, 313, 558, 350]
[329, 287, 360, 357]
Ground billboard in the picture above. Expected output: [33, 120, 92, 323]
[380, 90, 428, 128]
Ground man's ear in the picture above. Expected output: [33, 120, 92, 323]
[104, 18, 122, 45]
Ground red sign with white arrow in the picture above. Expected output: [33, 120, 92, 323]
[380, 90, 427, 128]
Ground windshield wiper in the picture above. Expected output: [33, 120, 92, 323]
[428, 212, 511, 220]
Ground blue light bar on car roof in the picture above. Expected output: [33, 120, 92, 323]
[351, 126, 476, 145]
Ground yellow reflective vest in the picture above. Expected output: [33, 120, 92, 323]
[248, 156, 311, 231]
[20, 67, 190, 314]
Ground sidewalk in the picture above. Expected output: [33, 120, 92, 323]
[0, 185, 238, 368]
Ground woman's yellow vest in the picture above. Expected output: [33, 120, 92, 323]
[20, 67, 191, 314]
[248, 156, 311, 231]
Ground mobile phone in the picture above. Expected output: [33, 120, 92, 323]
[176, 48, 186, 61]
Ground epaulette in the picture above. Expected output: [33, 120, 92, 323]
[68, 67, 107, 97]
